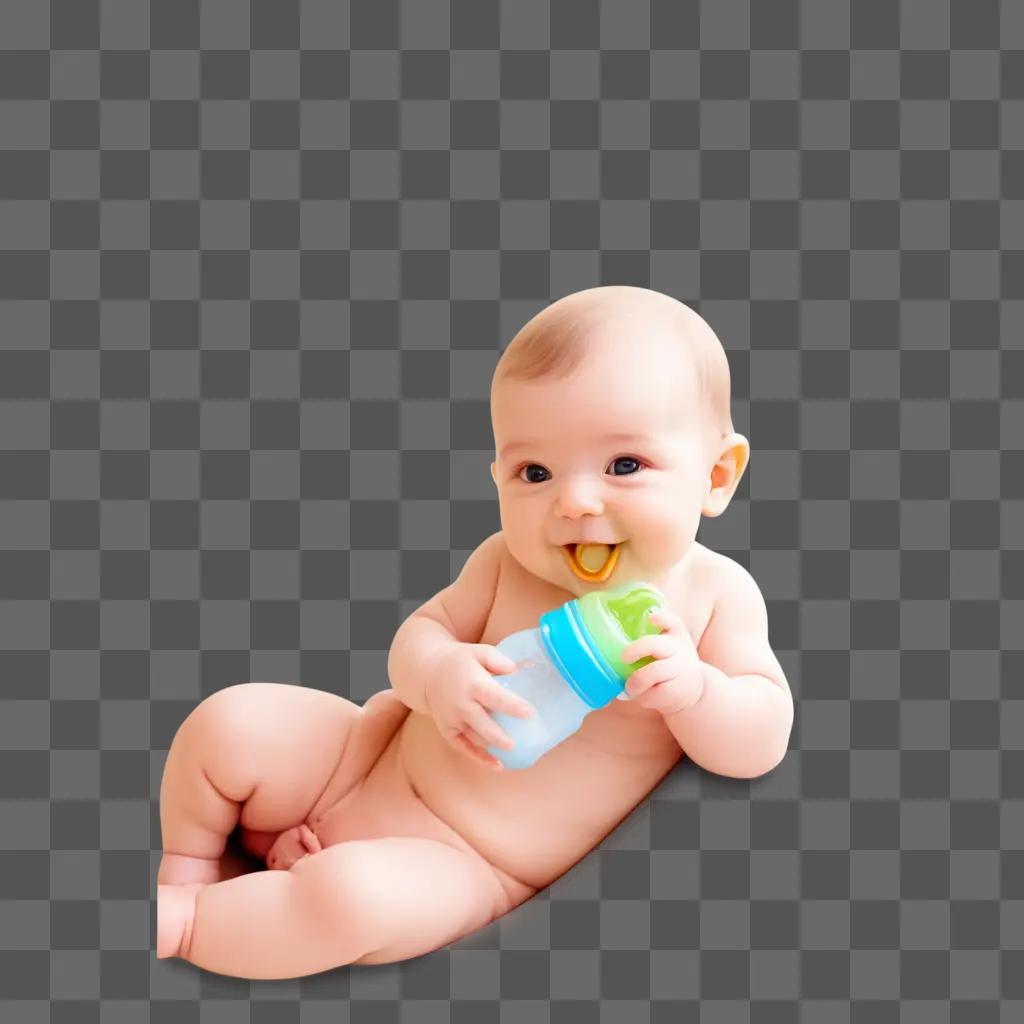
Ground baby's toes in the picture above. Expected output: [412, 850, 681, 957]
[267, 844, 295, 870]
[265, 824, 319, 870]
[298, 824, 322, 855]
[265, 837, 295, 870]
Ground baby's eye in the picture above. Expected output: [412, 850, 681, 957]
[608, 456, 643, 476]
[519, 464, 551, 484]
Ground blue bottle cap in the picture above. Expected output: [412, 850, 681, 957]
[538, 599, 624, 709]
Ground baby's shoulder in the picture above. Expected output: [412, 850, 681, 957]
[689, 546, 773, 647]
[691, 544, 759, 600]
[673, 544, 759, 629]
[678, 541, 732, 596]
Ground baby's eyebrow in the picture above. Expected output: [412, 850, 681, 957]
[498, 432, 664, 459]
[497, 442, 527, 459]
[600, 432, 660, 446]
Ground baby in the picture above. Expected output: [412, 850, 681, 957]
[156, 285, 794, 979]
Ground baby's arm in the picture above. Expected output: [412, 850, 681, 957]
[664, 557, 794, 779]
[387, 531, 504, 714]
[388, 531, 531, 767]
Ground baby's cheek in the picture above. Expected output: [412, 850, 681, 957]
[631, 524, 685, 566]
[504, 527, 553, 577]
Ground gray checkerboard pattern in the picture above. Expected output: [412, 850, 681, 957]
[1, 0, 1022, 1019]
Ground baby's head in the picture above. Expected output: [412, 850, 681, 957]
[489, 286, 749, 593]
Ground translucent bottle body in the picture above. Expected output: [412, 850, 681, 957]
[483, 581, 666, 770]
[485, 627, 594, 770]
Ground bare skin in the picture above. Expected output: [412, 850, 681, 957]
[156, 286, 793, 979]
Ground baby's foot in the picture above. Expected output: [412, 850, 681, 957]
[157, 852, 221, 886]
[156, 883, 203, 959]
[266, 824, 322, 871]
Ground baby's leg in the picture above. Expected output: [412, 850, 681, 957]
[158, 837, 507, 979]
[158, 683, 361, 885]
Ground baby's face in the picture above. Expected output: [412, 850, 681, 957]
[490, 331, 718, 596]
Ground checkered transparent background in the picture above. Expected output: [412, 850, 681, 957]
[1, 0, 1023, 1020]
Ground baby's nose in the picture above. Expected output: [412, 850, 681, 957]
[555, 480, 604, 517]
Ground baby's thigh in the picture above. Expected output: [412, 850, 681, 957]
[292, 837, 507, 966]
[174, 683, 363, 832]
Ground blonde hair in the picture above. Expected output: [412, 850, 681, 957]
[493, 287, 735, 442]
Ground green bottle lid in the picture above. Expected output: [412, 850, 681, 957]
[576, 581, 666, 681]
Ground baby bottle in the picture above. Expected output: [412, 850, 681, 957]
[485, 581, 666, 770]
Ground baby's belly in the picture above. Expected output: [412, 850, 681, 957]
[305, 725, 538, 908]
[396, 707, 683, 891]
[308, 737, 443, 848]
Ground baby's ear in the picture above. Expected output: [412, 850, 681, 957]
[702, 434, 750, 518]
[490, 461, 497, 487]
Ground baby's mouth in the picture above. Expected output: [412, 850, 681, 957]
[562, 543, 622, 583]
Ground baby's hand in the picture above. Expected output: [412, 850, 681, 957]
[620, 607, 705, 716]
[424, 644, 535, 770]
[265, 824, 322, 871]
